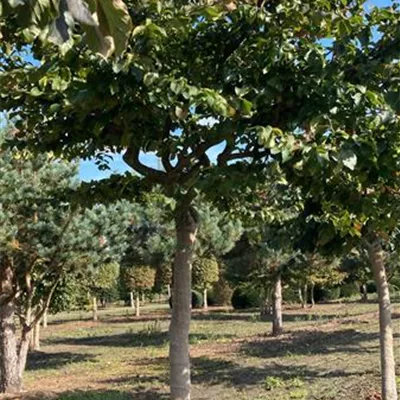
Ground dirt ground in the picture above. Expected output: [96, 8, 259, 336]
[3, 301, 399, 400]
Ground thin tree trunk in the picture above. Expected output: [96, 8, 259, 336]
[361, 283, 368, 302]
[30, 321, 40, 351]
[0, 261, 20, 393]
[142, 292, 145, 304]
[310, 282, 315, 308]
[136, 293, 140, 317]
[170, 205, 198, 400]
[203, 288, 208, 310]
[302, 284, 308, 308]
[17, 329, 31, 385]
[130, 291, 135, 309]
[92, 296, 98, 321]
[298, 285, 304, 308]
[167, 284, 171, 298]
[42, 309, 48, 328]
[368, 238, 398, 400]
[272, 273, 283, 336]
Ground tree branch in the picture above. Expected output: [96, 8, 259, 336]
[123, 145, 168, 184]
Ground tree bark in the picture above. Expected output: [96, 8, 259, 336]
[368, 238, 398, 400]
[272, 273, 283, 336]
[17, 329, 31, 384]
[361, 283, 368, 302]
[169, 205, 198, 400]
[310, 282, 315, 308]
[30, 321, 40, 351]
[130, 291, 135, 309]
[142, 292, 145, 304]
[298, 286, 304, 308]
[92, 296, 98, 321]
[203, 288, 208, 310]
[167, 284, 171, 298]
[136, 293, 140, 317]
[42, 309, 48, 328]
[302, 284, 308, 308]
[0, 260, 20, 393]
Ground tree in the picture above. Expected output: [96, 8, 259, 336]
[89, 262, 120, 321]
[0, 0, 132, 57]
[192, 257, 219, 309]
[0, 136, 133, 392]
[2, 1, 400, 398]
[122, 265, 156, 316]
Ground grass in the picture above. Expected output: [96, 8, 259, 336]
[21, 301, 399, 400]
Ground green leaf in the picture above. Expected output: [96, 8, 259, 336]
[340, 149, 357, 170]
[30, 87, 43, 96]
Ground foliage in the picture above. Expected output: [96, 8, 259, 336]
[210, 277, 233, 306]
[122, 265, 156, 294]
[231, 284, 259, 310]
[0, 0, 132, 57]
[340, 283, 360, 298]
[192, 257, 219, 291]
[191, 290, 204, 309]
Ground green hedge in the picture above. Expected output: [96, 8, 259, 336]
[231, 285, 259, 309]
[340, 283, 360, 298]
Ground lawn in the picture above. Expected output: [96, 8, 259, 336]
[18, 301, 400, 400]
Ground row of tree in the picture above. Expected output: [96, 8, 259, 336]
[1, 0, 400, 399]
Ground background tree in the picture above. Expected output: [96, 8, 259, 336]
[192, 257, 219, 310]
[88, 262, 120, 321]
[121, 265, 156, 317]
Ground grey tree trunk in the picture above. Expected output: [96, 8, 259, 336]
[136, 293, 140, 317]
[130, 291, 135, 310]
[167, 284, 171, 298]
[0, 261, 20, 393]
[92, 296, 98, 321]
[42, 309, 48, 328]
[17, 329, 31, 384]
[302, 284, 308, 308]
[0, 301, 20, 393]
[142, 292, 145, 304]
[203, 288, 208, 310]
[310, 282, 315, 308]
[368, 238, 398, 400]
[30, 321, 40, 351]
[361, 283, 368, 302]
[298, 286, 304, 308]
[169, 205, 198, 400]
[272, 274, 283, 336]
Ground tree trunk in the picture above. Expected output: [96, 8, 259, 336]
[302, 284, 308, 308]
[17, 328, 31, 385]
[310, 282, 315, 308]
[298, 286, 304, 308]
[361, 283, 368, 302]
[30, 321, 40, 351]
[0, 261, 20, 393]
[368, 238, 398, 400]
[167, 284, 171, 298]
[169, 205, 198, 400]
[42, 309, 48, 328]
[272, 273, 283, 336]
[92, 296, 98, 321]
[142, 292, 145, 304]
[136, 293, 140, 317]
[130, 291, 135, 309]
[203, 288, 208, 310]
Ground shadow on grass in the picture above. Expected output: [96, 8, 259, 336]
[26, 351, 96, 371]
[46, 331, 235, 348]
[242, 328, 400, 359]
[25, 389, 168, 400]
[192, 356, 376, 388]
